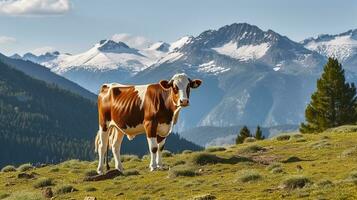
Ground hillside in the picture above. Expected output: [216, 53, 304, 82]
[0, 60, 201, 168]
[0, 54, 96, 101]
[2, 126, 357, 199]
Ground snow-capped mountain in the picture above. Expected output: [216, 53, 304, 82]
[131, 23, 326, 130]
[302, 29, 357, 71]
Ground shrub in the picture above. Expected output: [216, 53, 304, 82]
[241, 145, 266, 153]
[168, 166, 198, 178]
[49, 168, 59, 172]
[296, 138, 307, 142]
[162, 150, 173, 157]
[85, 187, 97, 192]
[276, 134, 291, 141]
[238, 170, 262, 183]
[205, 146, 226, 152]
[173, 160, 186, 166]
[17, 163, 33, 172]
[120, 155, 139, 162]
[1, 191, 41, 200]
[1, 165, 16, 172]
[192, 153, 221, 165]
[281, 176, 312, 189]
[271, 167, 284, 174]
[244, 137, 256, 143]
[123, 169, 140, 176]
[0, 193, 10, 199]
[192, 153, 251, 165]
[292, 134, 304, 139]
[33, 177, 54, 188]
[55, 185, 77, 194]
[182, 150, 193, 154]
[266, 163, 281, 171]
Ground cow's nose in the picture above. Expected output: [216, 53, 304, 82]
[180, 99, 189, 106]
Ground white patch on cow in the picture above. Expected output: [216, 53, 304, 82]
[171, 73, 190, 103]
[134, 85, 148, 109]
[157, 123, 171, 137]
[147, 137, 158, 171]
[96, 126, 109, 175]
[122, 124, 145, 140]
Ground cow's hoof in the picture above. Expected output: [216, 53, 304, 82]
[150, 167, 157, 172]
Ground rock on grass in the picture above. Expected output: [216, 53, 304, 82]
[238, 170, 262, 183]
[1, 165, 16, 172]
[281, 176, 312, 189]
[282, 156, 304, 163]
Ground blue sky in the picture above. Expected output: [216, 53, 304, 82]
[0, 0, 356, 56]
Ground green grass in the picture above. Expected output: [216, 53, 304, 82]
[2, 126, 357, 199]
[33, 177, 54, 188]
[238, 170, 262, 182]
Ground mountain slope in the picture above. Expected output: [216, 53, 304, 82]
[0, 53, 96, 101]
[2, 126, 357, 199]
[0, 60, 201, 167]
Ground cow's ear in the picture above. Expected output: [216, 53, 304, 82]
[159, 80, 172, 90]
[190, 79, 202, 88]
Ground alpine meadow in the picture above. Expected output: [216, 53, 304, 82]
[1, 0, 357, 200]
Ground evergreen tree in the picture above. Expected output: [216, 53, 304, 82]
[236, 126, 251, 144]
[300, 58, 357, 133]
[255, 126, 264, 140]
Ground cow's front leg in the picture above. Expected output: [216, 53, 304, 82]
[111, 129, 124, 172]
[97, 127, 109, 175]
[144, 121, 158, 171]
[156, 136, 166, 169]
[147, 137, 158, 171]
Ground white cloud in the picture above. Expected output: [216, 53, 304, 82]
[0, 0, 71, 16]
[0, 36, 16, 44]
[111, 33, 153, 49]
[31, 46, 55, 55]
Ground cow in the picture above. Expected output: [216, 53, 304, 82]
[95, 73, 202, 174]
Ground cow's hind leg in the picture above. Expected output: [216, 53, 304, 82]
[97, 126, 109, 175]
[111, 128, 124, 172]
[156, 136, 166, 169]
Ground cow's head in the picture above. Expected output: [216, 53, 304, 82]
[159, 73, 202, 107]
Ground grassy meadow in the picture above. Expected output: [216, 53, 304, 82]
[1, 126, 357, 199]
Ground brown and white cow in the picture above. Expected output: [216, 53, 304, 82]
[95, 73, 202, 174]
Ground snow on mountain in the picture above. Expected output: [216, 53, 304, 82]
[212, 41, 270, 61]
[302, 29, 357, 65]
[169, 36, 193, 51]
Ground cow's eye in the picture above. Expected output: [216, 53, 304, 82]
[173, 85, 179, 93]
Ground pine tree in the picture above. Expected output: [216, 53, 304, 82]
[236, 126, 251, 144]
[300, 58, 357, 133]
[255, 126, 264, 140]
